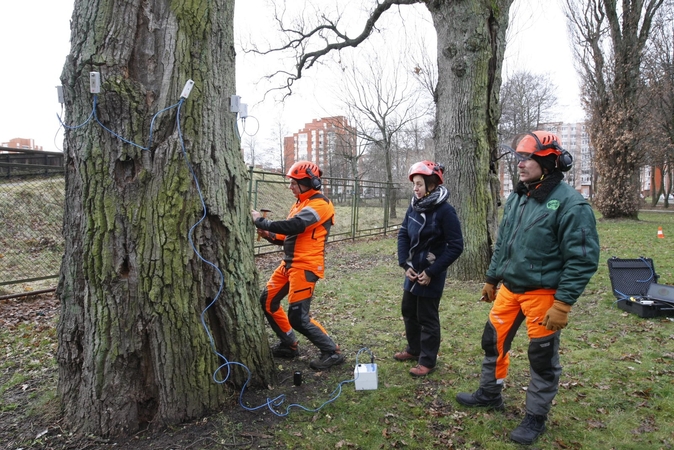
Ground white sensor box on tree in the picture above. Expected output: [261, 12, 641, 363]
[56, 86, 64, 104]
[354, 363, 378, 390]
[230, 95, 241, 113]
[180, 79, 194, 99]
[89, 72, 101, 94]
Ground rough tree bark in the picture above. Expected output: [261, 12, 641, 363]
[428, 0, 512, 279]
[56, 0, 274, 437]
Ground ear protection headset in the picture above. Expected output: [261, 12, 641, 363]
[527, 132, 573, 172]
[305, 167, 322, 190]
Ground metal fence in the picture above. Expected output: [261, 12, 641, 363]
[249, 168, 406, 254]
[0, 148, 65, 294]
[0, 159, 406, 294]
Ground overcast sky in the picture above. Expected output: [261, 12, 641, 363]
[0, 0, 583, 153]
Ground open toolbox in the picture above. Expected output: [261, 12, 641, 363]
[607, 257, 674, 318]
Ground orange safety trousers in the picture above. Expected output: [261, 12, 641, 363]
[486, 285, 557, 381]
[480, 285, 563, 416]
[259, 264, 336, 353]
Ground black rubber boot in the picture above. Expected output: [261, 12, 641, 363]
[510, 413, 547, 445]
[455, 388, 505, 410]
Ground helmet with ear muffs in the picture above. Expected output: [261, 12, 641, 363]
[286, 160, 323, 189]
[515, 131, 573, 172]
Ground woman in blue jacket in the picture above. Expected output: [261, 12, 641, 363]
[395, 161, 464, 376]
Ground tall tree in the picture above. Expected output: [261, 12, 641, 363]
[254, 0, 512, 279]
[57, 0, 273, 437]
[566, 0, 665, 218]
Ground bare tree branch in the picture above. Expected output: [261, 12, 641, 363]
[246, 0, 424, 97]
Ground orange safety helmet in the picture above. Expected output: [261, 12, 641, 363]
[286, 160, 322, 179]
[286, 160, 323, 189]
[408, 160, 444, 185]
[515, 131, 573, 172]
[515, 131, 562, 157]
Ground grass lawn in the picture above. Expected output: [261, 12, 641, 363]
[2, 210, 674, 449]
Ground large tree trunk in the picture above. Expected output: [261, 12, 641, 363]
[428, 0, 513, 280]
[56, 0, 274, 437]
[591, 92, 641, 218]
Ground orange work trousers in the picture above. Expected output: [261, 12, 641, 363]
[479, 285, 562, 416]
[259, 264, 336, 353]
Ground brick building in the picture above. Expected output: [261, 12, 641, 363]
[1, 137, 43, 151]
[283, 116, 357, 179]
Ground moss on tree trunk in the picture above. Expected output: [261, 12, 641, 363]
[428, 0, 512, 280]
[57, 0, 274, 437]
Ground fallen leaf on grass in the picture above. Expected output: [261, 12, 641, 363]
[632, 388, 652, 398]
[587, 419, 606, 429]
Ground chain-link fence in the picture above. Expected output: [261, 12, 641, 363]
[1, 148, 65, 295]
[249, 168, 406, 255]
[0, 159, 406, 295]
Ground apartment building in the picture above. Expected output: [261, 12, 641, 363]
[283, 116, 357, 179]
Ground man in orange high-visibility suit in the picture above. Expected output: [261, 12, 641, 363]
[252, 160, 345, 371]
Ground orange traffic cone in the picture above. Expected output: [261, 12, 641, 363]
[657, 227, 665, 239]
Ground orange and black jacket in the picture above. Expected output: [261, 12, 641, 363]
[254, 189, 335, 278]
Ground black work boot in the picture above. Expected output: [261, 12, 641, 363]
[510, 413, 547, 445]
[272, 341, 299, 358]
[309, 351, 345, 370]
[455, 388, 505, 410]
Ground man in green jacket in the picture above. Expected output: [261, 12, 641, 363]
[456, 131, 600, 445]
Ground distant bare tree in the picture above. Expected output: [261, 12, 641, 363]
[398, 117, 434, 175]
[243, 134, 258, 167]
[330, 121, 365, 180]
[498, 71, 558, 191]
[642, 9, 674, 207]
[337, 53, 430, 219]
[410, 38, 438, 104]
[565, 0, 665, 218]
[270, 118, 289, 172]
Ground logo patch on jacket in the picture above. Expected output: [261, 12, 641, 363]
[547, 200, 560, 210]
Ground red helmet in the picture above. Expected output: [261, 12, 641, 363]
[516, 131, 563, 157]
[286, 160, 322, 180]
[408, 160, 444, 184]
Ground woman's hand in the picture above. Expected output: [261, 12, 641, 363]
[405, 268, 418, 282]
[417, 271, 431, 286]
